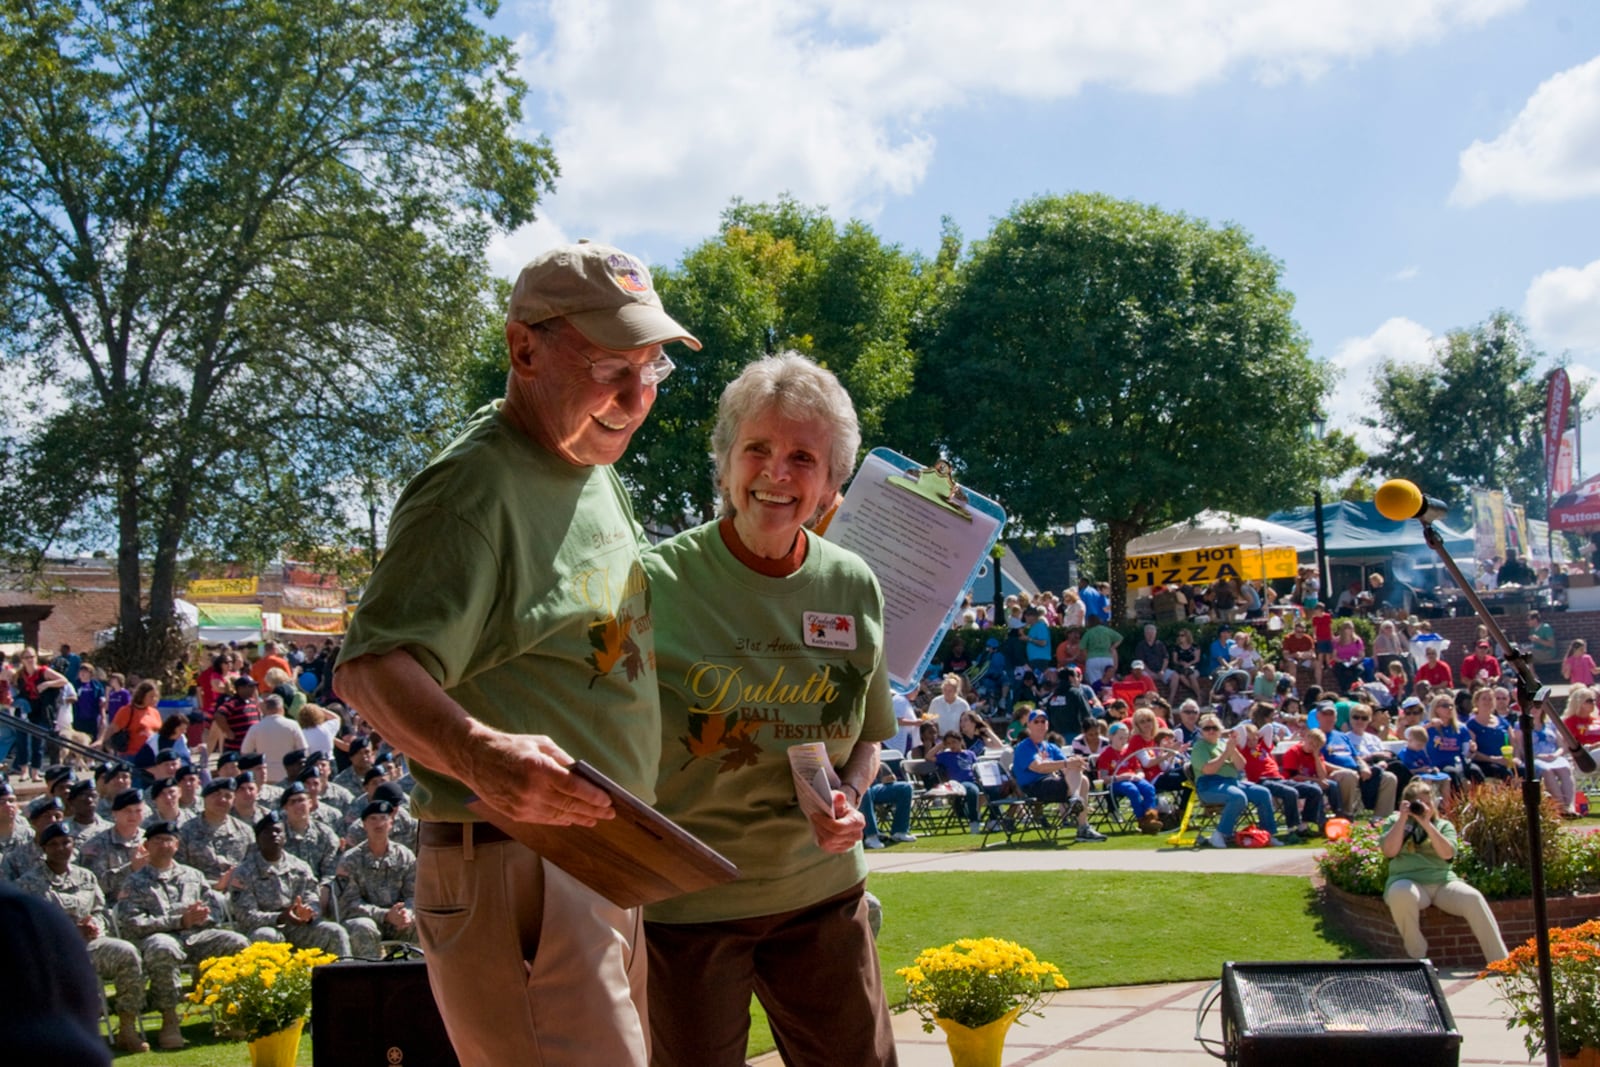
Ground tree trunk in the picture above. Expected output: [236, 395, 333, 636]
[1107, 520, 1135, 626]
[114, 458, 145, 640]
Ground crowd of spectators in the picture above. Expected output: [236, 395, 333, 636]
[0, 639, 419, 1052]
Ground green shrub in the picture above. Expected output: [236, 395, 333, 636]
[1317, 822, 1390, 897]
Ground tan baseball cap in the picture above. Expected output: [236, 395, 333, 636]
[507, 240, 701, 351]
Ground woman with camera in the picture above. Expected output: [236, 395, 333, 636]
[1380, 779, 1508, 964]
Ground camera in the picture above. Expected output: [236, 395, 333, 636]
[1406, 799, 1426, 816]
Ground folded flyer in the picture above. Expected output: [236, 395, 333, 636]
[788, 742, 840, 818]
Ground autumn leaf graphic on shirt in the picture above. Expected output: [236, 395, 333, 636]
[818, 661, 866, 727]
[585, 611, 640, 688]
[680, 711, 762, 773]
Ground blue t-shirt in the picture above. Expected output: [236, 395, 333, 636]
[1321, 729, 1361, 770]
[1465, 715, 1512, 762]
[1397, 745, 1450, 778]
[1012, 737, 1064, 788]
[935, 749, 978, 784]
[1026, 620, 1052, 664]
[1080, 586, 1108, 623]
[1427, 723, 1472, 769]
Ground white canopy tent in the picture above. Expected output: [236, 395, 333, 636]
[1127, 511, 1318, 556]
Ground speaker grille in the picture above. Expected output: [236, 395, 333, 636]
[1231, 965, 1448, 1035]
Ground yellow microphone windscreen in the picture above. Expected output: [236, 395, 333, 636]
[1374, 479, 1423, 522]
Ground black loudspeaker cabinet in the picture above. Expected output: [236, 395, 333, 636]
[1220, 959, 1461, 1067]
[311, 959, 460, 1067]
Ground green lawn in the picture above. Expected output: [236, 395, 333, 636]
[111, 869, 1362, 1064]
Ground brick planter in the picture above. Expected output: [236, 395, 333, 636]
[1320, 880, 1600, 966]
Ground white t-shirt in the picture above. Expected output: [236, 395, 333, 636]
[303, 718, 340, 760]
[240, 714, 308, 781]
[928, 694, 970, 735]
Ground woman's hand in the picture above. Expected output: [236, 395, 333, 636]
[809, 790, 866, 853]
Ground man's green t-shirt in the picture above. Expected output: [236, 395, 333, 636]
[642, 522, 895, 925]
[1081, 624, 1121, 659]
[338, 403, 659, 822]
[1531, 622, 1558, 664]
[1380, 813, 1460, 889]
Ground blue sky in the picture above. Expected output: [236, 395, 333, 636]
[492, 0, 1600, 484]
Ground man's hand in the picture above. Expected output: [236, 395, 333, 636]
[808, 790, 866, 854]
[129, 843, 148, 873]
[77, 916, 99, 943]
[462, 728, 614, 828]
[214, 866, 234, 893]
[285, 895, 314, 924]
[386, 901, 414, 930]
[180, 901, 210, 929]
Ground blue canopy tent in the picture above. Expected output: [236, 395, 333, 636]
[1269, 500, 1475, 613]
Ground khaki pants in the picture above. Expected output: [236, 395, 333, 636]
[1384, 878, 1509, 964]
[415, 832, 648, 1067]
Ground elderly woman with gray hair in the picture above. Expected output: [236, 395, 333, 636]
[643, 352, 897, 1067]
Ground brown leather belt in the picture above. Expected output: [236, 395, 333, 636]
[418, 820, 513, 847]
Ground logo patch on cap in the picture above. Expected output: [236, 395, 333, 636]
[607, 253, 649, 293]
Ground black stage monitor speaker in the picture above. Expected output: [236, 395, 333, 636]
[1220, 960, 1461, 1067]
[312, 959, 459, 1067]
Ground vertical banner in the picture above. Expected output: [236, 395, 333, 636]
[1472, 490, 1503, 561]
[1555, 429, 1576, 497]
[1547, 368, 1571, 493]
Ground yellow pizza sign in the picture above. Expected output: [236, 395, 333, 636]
[1124, 545, 1299, 588]
[186, 577, 258, 597]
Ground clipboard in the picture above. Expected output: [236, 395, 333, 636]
[822, 447, 1006, 693]
[464, 761, 739, 910]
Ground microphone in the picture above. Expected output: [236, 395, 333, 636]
[1374, 479, 1450, 525]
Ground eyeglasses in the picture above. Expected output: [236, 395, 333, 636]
[564, 334, 675, 387]
[1200, 725, 1221, 733]
[1350, 714, 1371, 721]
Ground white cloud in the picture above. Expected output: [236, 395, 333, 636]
[1525, 257, 1600, 356]
[1389, 265, 1420, 282]
[486, 215, 572, 281]
[510, 0, 1523, 244]
[1452, 53, 1600, 205]
[1325, 317, 1438, 449]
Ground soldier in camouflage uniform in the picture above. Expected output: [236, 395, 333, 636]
[309, 750, 356, 811]
[231, 769, 265, 827]
[329, 734, 377, 796]
[230, 811, 350, 956]
[344, 781, 418, 852]
[174, 763, 205, 821]
[116, 819, 249, 1050]
[295, 763, 347, 831]
[78, 788, 147, 901]
[93, 761, 134, 821]
[176, 776, 251, 886]
[18, 822, 150, 1051]
[3, 795, 65, 882]
[239, 752, 282, 808]
[145, 775, 195, 830]
[0, 780, 33, 876]
[64, 778, 111, 839]
[336, 798, 417, 959]
[280, 782, 341, 897]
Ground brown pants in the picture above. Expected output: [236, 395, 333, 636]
[415, 832, 649, 1067]
[645, 883, 897, 1067]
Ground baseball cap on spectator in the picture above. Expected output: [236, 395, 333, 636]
[1026, 710, 1049, 724]
[144, 820, 181, 839]
[986, 638, 999, 649]
[1401, 697, 1423, 710]
[507, 242, 701, 352]
[1478, 639, 1490, 648]
[202, 777, 236, 797]
[0, 780, 12, 798]
[1130, 660, 1145, 670]
[111, 789, 142, 811]
[38, 822, 71, 847]
[234, 676, 257, 689]
[1109, 722, 1129, 735]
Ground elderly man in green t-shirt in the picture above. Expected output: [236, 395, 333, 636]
[335, 243, 699, 1067]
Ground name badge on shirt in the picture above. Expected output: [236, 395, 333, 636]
[802, 611, 856, 651]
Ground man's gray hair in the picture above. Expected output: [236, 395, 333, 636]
[711, 352, 860, 519]
[261, 694, 285, 713]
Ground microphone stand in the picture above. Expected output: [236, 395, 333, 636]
[1418, 523, 1594, 1067]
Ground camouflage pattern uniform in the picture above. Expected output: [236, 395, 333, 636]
[343, 804, 418, 852]
[176, 813, 252, 882]
[256, 781, 284, 808]
[335, 840, 417, 959]
[17, 860, 146, 1012]
[116, 861, 248, 1009]
[321, 779, 356, 811]
[177, 795, 205, 821]
[143, 806, 196, 832]
[2, 836, 43, 883]
[229, 847, 350, 956]
[329, 764, 366, 797]
[284, 817, 342, 887]
[311, 800, 345, 831]
[78, 825, 145, 901]
[0, 820, 33, 880]
[65, 813, 111, 839]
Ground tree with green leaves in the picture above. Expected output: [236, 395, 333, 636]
[1361, 311, 1551, 518]
[0, 0, 554, 671]
[624, 197, 926, 527]
[917, 192, 1336, 619]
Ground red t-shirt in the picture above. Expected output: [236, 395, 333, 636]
[1242, 739, 1285, 781]
[250, 655, 292, 688]
[1096, 744, 1145, 781]
[1414, 660, 1453, 687]
[1278, 745, 1322, 780]
[1282, 633, 1314, 657]
[1122, 735, 1170, 781]
[1564, 714, 1600, 747]
[1459, 653, 1500, 682]
[1311, 614, 1333, 642]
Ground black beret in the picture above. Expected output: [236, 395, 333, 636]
[281, 749, 307, 767]
[295, 765, 321, 784]
[277, 782, 307, 804]
[66, 779, 95, 800]
[347, 736, 371, 753]
[202, 776, 236, 796]
[253, 811, 282, 835]
[94, 762, 120, 782]
[153, 748, 178, 764]
[174, 764, 200, 782]
[218, 751, 242, 766]
[111, 789, 143, 812]
[27, 796, 63, 820]
[360, 800, 394, 820]
[147, 777, 177, 797]
[43, 766, 73, 786]
[371, 782, 405, 808]
[362, 767, 388, 785]
[143, 820, 181, 839]
[0, 779, 12, 798]
[303, 751, 328, 767]
[236, 753, 265, 771]
[37, 822, 71, 847]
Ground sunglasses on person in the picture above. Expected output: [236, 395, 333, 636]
[1350, 714, 1371, 721]
[1200, 725, 1221, 733]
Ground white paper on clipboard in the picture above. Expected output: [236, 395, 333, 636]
[822, 449, 1005, 692]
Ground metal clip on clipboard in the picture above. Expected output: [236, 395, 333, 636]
[887, 459, 972, 520]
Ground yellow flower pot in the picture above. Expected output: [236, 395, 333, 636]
[934, 1006, 1023, 1067]
[248, 1017, 305, 1067]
